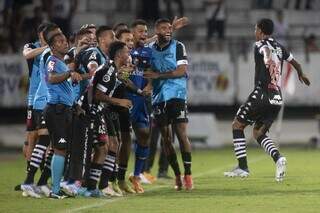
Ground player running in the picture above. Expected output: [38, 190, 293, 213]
[224, 18, 310, 181]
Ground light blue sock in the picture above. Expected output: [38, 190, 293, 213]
[51, 154, 65, 194]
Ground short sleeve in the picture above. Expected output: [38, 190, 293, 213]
[282, 47, 294, 62]
[255, 40, 268, 55]
[83, 49, 102, 71]
[176, 41, 188, 65]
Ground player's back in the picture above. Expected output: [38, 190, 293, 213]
[254, 37, 292, 91]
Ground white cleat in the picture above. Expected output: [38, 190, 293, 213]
[21, 184, 42, 198]
[101, 185, 122, 197]
[224, 167, 250, 178]
[139, 173, 151, 184]
[275, 157, 287, 182]
[38, 185, 51, 197]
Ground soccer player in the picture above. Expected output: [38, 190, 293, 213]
[144, 18, 193, 191]
[224, 19, 310, 181]
[19, 23, 56, 198]
[22, 23, 49, 173]
[44, 31, 82, 199]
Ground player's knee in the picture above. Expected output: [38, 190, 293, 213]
[232, 119, 245, 130]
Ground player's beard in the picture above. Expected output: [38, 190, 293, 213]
[158, 34, 171, 45]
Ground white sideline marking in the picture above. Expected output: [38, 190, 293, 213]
[66, 155, 267, 213]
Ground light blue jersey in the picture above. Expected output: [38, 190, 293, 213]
[149, 39, 188, 105]
[45, 55, 73, 106]
[25, 41, 42, 106]
[33, 48, 51, 110]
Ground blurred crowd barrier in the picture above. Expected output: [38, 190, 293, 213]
[0, 52, 319, 107]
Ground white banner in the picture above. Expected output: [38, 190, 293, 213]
[0, 55, 28, 107]
[187, 53, 235, 105]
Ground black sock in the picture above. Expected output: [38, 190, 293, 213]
[167, 153, 181, 176]
[37, 148, 54, 186]
[181, 152, 192, 175]
[109, 163, 118, 182]
[26, 161, 30, 173]
[99, 151, 116, 189]
[117, 164, 127, 181]
[87, 163, 102, 190]
[257, 135, 281, 163]
[233, 129, 248, 170]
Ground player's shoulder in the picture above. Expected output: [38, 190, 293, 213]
[24, 42, 36, 49]
[254, 39, 268, 48]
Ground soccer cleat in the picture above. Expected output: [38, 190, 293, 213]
[14, 184, 21, 191]
[224, 167, 250, 178]
[174, 175, 183, 191]
[65, 183, 80, 196]
[275, 157, 287, 182]
[49, 190, 72, 199]
[60, 181, 68, 189]
[110, 181, 123, 196]
[83, 188, 103, 198]
[21, 184, 42, 198]
[139, 173, 151, 184]
[101, 186, 122, 197]
[22, 191, 28, 197]
[118, 180, 136, 194]
[183, 175, 194, 191]
[142, 172, 157, 183]
[38, 185, 51, 197]
[129, 175, 144, 194]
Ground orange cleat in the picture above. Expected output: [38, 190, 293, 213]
[129, 175, 144, 194]
[183, 175, 194, 191]
[174, 175, 183, 191]
[142, 172, 157, 183]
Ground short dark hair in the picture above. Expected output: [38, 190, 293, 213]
[47, 33, 63, 47]
[43, 23, 59, 43]
[37, 22, 50, 34]
[131, 19, 147, 28]
[76, 28, 92, 38]
[96, 25, 113, 39]
[109, 41, 126, 60]
[116, 29, 131, 40]
[155, 18, 171, 28]
[257, 18, 274, 35]
[113, 23, 128, 32]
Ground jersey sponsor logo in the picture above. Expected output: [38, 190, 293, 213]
[269, 94, 283, 105]
[47, 60, 55, 72]
[58, 138, 67, 144]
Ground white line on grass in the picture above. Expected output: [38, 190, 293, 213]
[66, 155, 268, 213]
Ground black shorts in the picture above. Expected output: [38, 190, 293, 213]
[44, 104, 73, 150]
[26, 106, 36, 131]
[153, 98, 188, 127]
[33, 110, 47, 130]
[236, 86, 281, 128]
[89, 106, 108, 146]
[104, 108, 121, 138]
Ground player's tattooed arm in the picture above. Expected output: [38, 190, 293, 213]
[289, 59, 310, 86]
[261, 46, 274, 67]
[23, 45, 48, 59]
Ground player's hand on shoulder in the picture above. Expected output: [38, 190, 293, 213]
[299, 73, 310, 86]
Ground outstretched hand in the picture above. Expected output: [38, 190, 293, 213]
[299, 73, 310, 86]
[172, 16, 189, 30]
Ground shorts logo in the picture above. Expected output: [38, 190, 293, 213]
[58, 138, 67, 144]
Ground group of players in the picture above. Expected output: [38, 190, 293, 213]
[17, 16, 311, 200]
[17, 16, 193, 199]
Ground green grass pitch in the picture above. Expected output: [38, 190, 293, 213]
[1, 148, 319, 213]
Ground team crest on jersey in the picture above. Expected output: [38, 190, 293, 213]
[103, 74, 110, 82]
[89, 52, 97, 60]
[48, 60, 55, 72]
